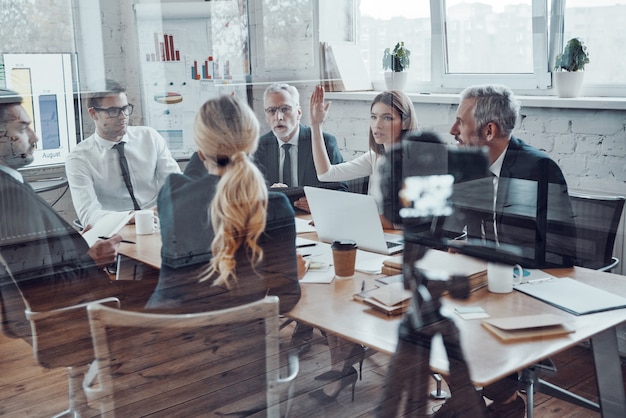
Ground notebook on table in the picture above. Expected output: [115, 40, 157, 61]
[514, 277, 626, 315]
[304, 186, 404, 255]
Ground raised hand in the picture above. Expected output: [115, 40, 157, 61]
[309, 84, 331, 126]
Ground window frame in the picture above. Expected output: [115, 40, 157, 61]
[429, 0, 552, 94]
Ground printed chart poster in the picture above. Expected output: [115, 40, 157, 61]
[3, 53, 77, 168]
[135, 2, 248, 160]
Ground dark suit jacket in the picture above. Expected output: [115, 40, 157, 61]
[448, 136, 576, 268]
[254, 124, 347, 191]
[0, 171, 120, 339]
[149, 171, 301, 314]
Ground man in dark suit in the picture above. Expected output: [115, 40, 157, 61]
[256, 83, 346, 353]
[437, 84, 575, 418]
[0, 89, 125, 339]
[256, 83, 346, 212]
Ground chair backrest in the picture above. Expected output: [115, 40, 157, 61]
[25, 297, 120, 369]
[85, 296, 296, 418]
[1, 252, 122, 369]
[346, 176, 370, 194]
[569, 193, 625, 271]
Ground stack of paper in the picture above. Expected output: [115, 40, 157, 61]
[362, 282, 412, 316]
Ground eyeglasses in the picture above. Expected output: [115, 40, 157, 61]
[264, 105, 294, 116]
[92, 104, 134, 118]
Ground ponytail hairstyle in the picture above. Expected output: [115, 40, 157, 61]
[194, 95, 268, 288]
[368, 90, 419, 155]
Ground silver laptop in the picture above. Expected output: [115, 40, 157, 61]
[304, 186, 404, 255]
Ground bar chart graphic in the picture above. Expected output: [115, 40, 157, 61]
[146, 33, 181, 62]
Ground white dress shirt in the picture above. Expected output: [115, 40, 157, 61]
[317, 149, 384, 212]
[66, 126, 181, 226]
[0, 165, 24, 183]
[317, 150, 385, 194]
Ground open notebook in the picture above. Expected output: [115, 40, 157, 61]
[515, 277, 626, 315]
[82, 211, 134, 247]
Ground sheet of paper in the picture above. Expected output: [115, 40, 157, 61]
[297, 237, 387, 281]
[295, 218, 316, 233]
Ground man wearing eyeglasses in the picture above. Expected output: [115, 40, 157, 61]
[66, 80, 180, 228]
[255, 83, 346, 212]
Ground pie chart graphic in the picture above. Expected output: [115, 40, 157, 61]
[154, 92, 183, 104]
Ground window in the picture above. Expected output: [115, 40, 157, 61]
[562, 0, 626, 96]
[350, 0, 625, 97]
[251, 0, 317, 82]
[357, 0, 431, 91]
[444, 1, 534, 74]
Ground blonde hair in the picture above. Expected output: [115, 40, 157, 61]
[194, 95, 268, 288]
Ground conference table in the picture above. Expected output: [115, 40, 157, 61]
[117, 222, 626, 417]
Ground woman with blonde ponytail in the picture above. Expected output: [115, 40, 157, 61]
[147, 95, 302, 314]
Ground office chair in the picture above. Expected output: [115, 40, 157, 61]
[569, 192, 625, 272]
[346, 176, 370, 194]
[84, 296, 299, 418]
[520, 192, 625, 418]
[1, 254, 120, 417]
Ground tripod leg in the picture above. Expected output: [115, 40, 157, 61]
[437, 320, 488, 418]
[377, 321, 434, 417]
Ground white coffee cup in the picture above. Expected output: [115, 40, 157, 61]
[135, 210, 159, 235]
[487, 262, 523, 293]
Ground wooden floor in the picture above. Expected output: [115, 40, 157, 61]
[0, 321, 624, 417]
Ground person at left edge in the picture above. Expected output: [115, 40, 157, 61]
[65, 79, 180, 228]
[0, 89, 124, 325]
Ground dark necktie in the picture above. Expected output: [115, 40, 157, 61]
[113, 142, 141, 210]
[482, 173, 498, 244]
[282, 143, 293, 186]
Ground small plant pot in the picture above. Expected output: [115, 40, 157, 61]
[554, 71, 584, 98]
[384, 71, 408, 91]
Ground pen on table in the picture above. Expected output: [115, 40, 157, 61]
[361, 280, 365, 292]
[527, 277, 553, 284]
[98, 236, 136, 244]
[296, 243, 317, 248]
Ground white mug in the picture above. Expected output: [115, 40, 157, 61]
[487, 262, 523, 293]
[135, 210, 159, 235]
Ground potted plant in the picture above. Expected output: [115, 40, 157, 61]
[553, 37, 590, 98]
[382, 41, 410, 91]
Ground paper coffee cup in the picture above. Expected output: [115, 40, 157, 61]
[331, 239, 358, 279]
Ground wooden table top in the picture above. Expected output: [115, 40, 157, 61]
[118, 218, 626, 387]
[118, 224, 162, 270]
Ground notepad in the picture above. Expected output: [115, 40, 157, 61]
[82, 211, 134, 247]
[515, 277, 626, 315]
[482, 313, 574, 342]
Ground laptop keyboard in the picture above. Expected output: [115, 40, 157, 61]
[386, 241, 402, 249]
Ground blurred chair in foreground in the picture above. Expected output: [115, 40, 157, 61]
[84, 296, 298, 417]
